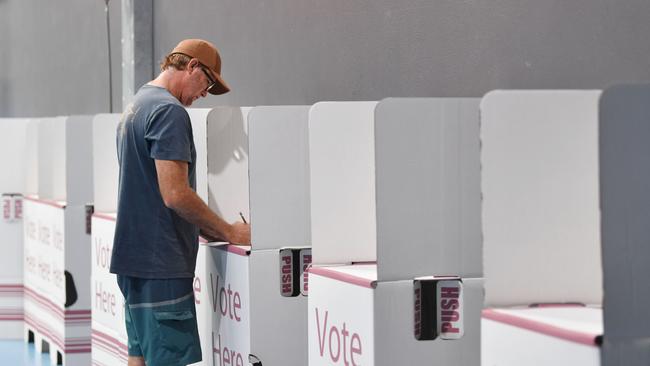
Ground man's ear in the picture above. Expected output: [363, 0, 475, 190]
[187, 58, 200, 72]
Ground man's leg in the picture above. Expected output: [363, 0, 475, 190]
[128, 356, 146, 366]
[117, 276, 146, 364]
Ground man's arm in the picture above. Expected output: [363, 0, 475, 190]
[155, 159, 250, 245]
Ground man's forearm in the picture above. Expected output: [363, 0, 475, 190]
[167, 188, 232, 242]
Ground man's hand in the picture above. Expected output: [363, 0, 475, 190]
[227, 222, 251, 245]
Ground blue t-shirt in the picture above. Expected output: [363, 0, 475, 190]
[110, 85, 198, 279]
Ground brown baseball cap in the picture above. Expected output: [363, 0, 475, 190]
[171, 39, 230, 95]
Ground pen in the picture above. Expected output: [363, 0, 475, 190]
[239, 212, 248, 224]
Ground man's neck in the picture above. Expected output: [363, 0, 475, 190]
[149, 69, 181, 100]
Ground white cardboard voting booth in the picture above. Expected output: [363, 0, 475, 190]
[23, 116, 94, 366]
[307, 99, 483, 366]
[599, 84, 650, 366]
[89, 113, 128, 366]
[0, 118, 29, 339]
[480, 90, 603, 366]
[90, 109, 213, 366]
[194, 106, 312, 366]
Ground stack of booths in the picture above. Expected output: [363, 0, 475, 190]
[195, 106, 312, 366]
[0, 118, 29, 339]
[7, 86, 650, 366]
[306, 99, 483, 365]
[23, 116, 94, 365]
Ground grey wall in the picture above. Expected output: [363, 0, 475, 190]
[155, 0, 650, 108]
[0, 0, 122, 117]
[2, 0, 650, 115]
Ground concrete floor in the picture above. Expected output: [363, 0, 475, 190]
[0, 340, 52, 366]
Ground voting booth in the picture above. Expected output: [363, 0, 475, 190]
[307, 99, 483, 366]
[480, 90, 603, 365]
[0, 118, 29, 339]
[89, 109, 213, 366]
[599, 84, 650, 366]
[23, 116, 94, 366]
[194, 106, 312, 366]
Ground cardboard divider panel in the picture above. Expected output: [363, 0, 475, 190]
[207, 107, 252, 225]
[24, 119, 39, 197]
[599, 84, 650, 365]
[375, 98, 481, 281]
[309, 102, 378, 265]
[481, 90, 603, 307]
[37, 116, 93, 206]
[37, 117, 66, 202]
[189, 108, 211, 202]
[248, 106, 311, 250]
[65, 116, 94, 207]
[0, 118, 28, 193]
[92, 114, 121, 213]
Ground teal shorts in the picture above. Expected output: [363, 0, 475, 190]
[117, 275, 202, 366]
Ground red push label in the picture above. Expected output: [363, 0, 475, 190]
[279, 249, 295, 297]
[413, 276, 463, 341]
[2, 195, 11, 221]
[437, 280, 463, 339]
[300, 248, 312, 296]
[2, 193, 21, 222]
[14, 197, 22, 219]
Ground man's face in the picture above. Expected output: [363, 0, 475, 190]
[179, 60, 214, 106]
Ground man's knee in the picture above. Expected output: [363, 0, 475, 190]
[128, 356, 146, 366]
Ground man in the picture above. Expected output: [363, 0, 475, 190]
[110, 39, 250, 366]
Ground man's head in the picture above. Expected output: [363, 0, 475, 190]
[159, 39, 230, 106]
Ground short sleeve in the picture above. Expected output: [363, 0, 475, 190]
[145, 104, 192, 162]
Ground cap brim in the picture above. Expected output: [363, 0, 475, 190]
[208, 70, 230, 95]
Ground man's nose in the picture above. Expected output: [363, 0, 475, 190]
[201, 90, 208, 98]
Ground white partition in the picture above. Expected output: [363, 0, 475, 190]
[308, 98, 482, 366]
[37, 116, 93, 206]
[309, 102, 378, 265]
[248, 106, 311, 250]
[206, 107, 252, 222]
[599, 84, 650, 365]
[24, 119, 39, 197]
[480, 90, 603, 366]
[23, 115, 94, 366]
[195, 106, 313, 366]
[190, 109, 211, 202]
[92, 114, 120, 213]
[375, 98, 482, 280]
[0, 118, 29, 339]
[481, 90, 602, 307]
